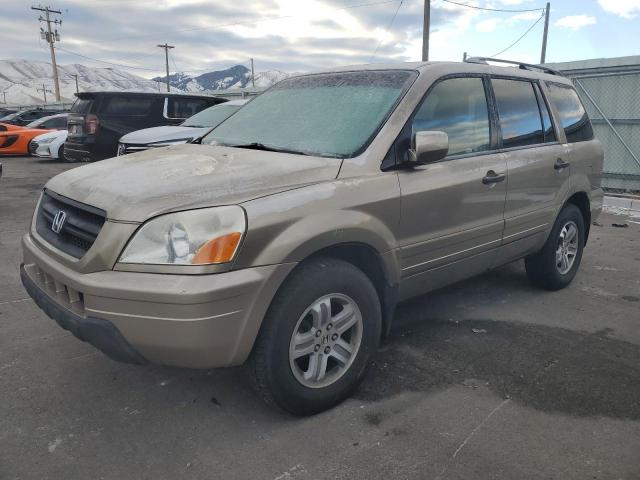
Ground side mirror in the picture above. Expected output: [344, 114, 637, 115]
[407, 131, 449, 165]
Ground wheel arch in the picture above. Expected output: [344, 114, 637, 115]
[565, 191, 591, 244]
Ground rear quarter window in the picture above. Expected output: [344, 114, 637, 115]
[546, 83, 593, 143]
[102, 96, 155, 116]
[71, 98, 92, 113]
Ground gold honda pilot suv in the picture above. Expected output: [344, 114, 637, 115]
[21, 59, 603, 415]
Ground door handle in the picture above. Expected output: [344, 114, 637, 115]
[554, 158, 570, 170]
[482, 170, 506, 184]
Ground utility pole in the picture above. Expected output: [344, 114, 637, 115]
[1, 91, 6, 104]
[463, 52, 467, 62]
[37, 84, 52, 103]
[540, 2, 550, 64]
[422, 0, 430, 61]
[157, 43, 174, 92]
[250, 58, 255, 88]
[32, 5, 62, 102]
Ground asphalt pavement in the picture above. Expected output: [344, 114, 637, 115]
[1, 156, 639, 480]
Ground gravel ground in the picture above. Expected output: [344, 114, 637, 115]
[1, 155, 639, 480]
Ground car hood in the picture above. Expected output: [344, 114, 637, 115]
[119, 125, 209, 145]
[45, 144, 342, 222]
[33, 130, 67, 141]
[1, 127, 50, 137]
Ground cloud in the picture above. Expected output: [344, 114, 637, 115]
[597, 0, 640, 19]
[554, 14, 596, 30]
[476, 18, 501, 32]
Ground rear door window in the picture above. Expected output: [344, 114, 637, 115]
[413, 76, 491, 156]
[103, 96, 154, 116]
[166, 98, 210, 119]
[546, 83, 593, 143]
[492, 78, 544, 148]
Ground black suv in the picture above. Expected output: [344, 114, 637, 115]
[64, 92, 225, 162]
[1, 109, 63, 126]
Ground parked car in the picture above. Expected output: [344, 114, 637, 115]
[0, 108, 62, 126]
[20, 60, 603, 415]
[64, 91, 226, 162]
[30, 129, 68, 159]
[117, 99, 248, 155]
[0, 108, 18, 118]
[0, 113, 67, 156]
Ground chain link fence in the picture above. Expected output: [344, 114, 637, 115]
[567, 71, 640, 194]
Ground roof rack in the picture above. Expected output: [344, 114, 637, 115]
[464, 57, 562, 76]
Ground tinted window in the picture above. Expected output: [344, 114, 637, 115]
[413, 77, 490, 156]
[167, 98, 209, 119]
[204, 70, 416, 157]
[44, 116, 67, 129]
[546, 83, 593, 143]
[493, 79, 544, 147]
[103, 96, 154, 116]
[71, 98, 92, 113]
[533, 84, 556, 143]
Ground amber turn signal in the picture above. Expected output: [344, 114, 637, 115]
[191, 232, 242, 265]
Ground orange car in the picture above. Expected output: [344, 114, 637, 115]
[0, 123, 24, 132]
[0, 114, 67, 155]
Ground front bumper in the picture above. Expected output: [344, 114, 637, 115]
[21, 234, 295, 368]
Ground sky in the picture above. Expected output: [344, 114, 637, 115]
[2, 0, 639, 78]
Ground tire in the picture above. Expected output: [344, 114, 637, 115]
[525, 203, 585, 291]
[56, 144, 64, 161]
[248, 257, 382, 416]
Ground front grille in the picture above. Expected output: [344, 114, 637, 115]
[35, 190, 106, 259]
[118, 143, 148, 156]
[29, 140, 39, 155]
[25, 263, 86, 317]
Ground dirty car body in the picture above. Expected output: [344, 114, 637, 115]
[21, 62, 603, 414]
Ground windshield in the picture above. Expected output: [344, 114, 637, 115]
[181, 104, 242, 128]
[203, 70, 417, 157]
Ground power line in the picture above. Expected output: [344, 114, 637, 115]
[370, 0, 404, 62]
[56, 46, 162, 71]
[440, 0, 544, 13]
[489, 11, 545, 57]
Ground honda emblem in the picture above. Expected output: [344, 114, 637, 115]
[51, 210, 67, 234]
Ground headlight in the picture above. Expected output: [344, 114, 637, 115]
[119, 206, 246, 265]
[38, 137, 55, 144]
[149, 138, 192, 147]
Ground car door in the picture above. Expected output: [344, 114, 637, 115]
[396, 75, 507, 294]
[492, 77, 569, 244]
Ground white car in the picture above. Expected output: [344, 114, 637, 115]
[118, 99, 248, 155]
[30, 129, 68, 159]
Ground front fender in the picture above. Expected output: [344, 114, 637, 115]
[236, 176, 402, 285]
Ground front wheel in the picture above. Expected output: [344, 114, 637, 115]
[248, 257, 382, 415]
[525, 203, 585, 291]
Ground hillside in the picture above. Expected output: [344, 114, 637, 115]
[152, 64, 290, 92]
[0, 59, 164, 105]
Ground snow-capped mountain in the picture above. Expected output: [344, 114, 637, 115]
[0, 59, 292, 106]
[0, 59, 164, 105]
[152, 64, 290, 92]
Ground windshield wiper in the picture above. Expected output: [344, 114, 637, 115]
[229, 142, 310, 156]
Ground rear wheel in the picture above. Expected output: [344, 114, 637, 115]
[56, 144, 64, 161]
[248, 257, 382, 415]
[525, 203, 585, 291]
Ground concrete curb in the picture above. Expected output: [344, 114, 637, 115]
[603, 195, 640, 216]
